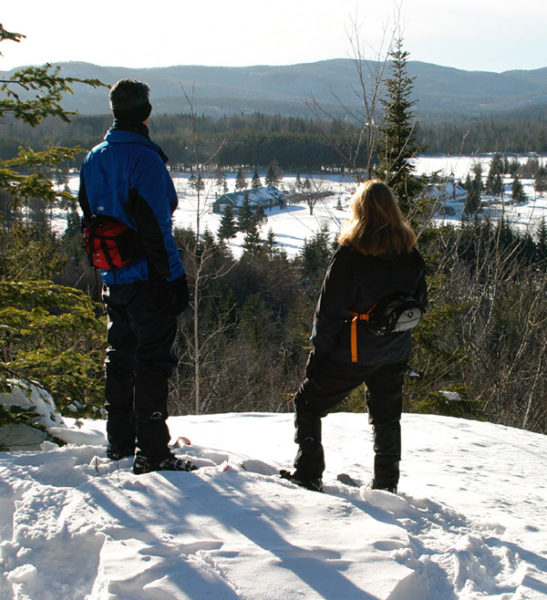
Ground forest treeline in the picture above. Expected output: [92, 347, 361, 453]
[1, 107, 545, 170]
[1, 210, 546, 434]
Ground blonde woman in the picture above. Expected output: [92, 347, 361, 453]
[282, 180, 427, 493]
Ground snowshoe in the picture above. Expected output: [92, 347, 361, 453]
[106, 445, 135, 461]
[133, 453, 198, 475]
[279, 469, 323, 492]
[369, 479, 397, 494]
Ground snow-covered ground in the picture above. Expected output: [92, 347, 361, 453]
[169, 170, 546, 259]
[170, 173, 356, 259]
[412, 155, 545, 181]
[1, 411, 545, 600]
[59, 154, 546, 259]
[431, 190, 547, 234]
[414, 155, 547, 235]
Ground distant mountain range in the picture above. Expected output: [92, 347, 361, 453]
[3, 59, 546, 120]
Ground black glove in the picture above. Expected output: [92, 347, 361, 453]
[168, 275, 189, 315]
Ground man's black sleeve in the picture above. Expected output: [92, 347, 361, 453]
[127, 189, 171, 279]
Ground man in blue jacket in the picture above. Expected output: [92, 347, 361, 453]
[79, 79, 194, 474]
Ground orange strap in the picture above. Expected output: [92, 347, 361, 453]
[349, 310, 373, 363]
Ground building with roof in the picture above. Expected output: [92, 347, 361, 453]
[212, 186, 287, 214]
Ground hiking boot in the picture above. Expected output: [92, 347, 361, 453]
[280, 469, 323, 492]
[369, 479, 397, 494]
[106, 445, 135, 461]
[133, 453, 198, 475]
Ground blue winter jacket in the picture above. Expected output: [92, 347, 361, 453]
[78, 128, 184, 285]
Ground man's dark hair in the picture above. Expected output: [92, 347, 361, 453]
[109, 79, 151, 124]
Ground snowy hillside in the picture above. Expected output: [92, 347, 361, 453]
[1, 412, 546, 600]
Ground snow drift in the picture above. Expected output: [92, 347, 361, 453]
[1, 412, 546, 599]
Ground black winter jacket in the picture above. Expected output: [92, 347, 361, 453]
[310, 244, 427, 366]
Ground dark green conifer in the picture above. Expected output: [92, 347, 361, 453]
[512, 175, 526, 203]
[235, 167, 247, 191]
[251, 168, 261, 189]
[238, 191, 255, 233]
[217, 204, 237, 240]
[376, 36, 423, 214]
[265, 164, 280, 187]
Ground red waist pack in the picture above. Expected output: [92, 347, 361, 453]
[83, 215, 139, 270]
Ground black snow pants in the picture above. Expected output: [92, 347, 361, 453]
[102, 280, 178, 461]
[293, 357, 407, 489]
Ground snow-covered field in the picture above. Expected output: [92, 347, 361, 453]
[413, 155, 545, 182]
[1, 411, 546, 600]
[170, 173, 356, 259]
[169, 175, 546, 260]
[414, 155, 547, 235]
[60, 154, 546, 259]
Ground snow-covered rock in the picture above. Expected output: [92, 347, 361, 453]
[0, 380, 102, 450]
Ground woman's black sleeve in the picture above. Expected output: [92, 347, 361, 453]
[310, 247, 355, 355]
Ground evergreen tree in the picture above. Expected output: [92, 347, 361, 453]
[518, 157, 539, 178]
[463, 173, 472, 191]
[512, 175, 526, 203]
[265, 163, 280, 187]
[535, 217, 547, 262]
[251, 167, 261, 189]
[509, 158, 520, 176]
[215, 166, 227, 193]
[235, 167, 247, 191]
[300, 226, 332, 277]
[237, 191, 255, 233]
[490, 153, 503, 175]
[254, 204, 267, 227]
[486, 154, 503, 195]
[242, 220, 262, 255]
[217, 204, 237, 240]
[376, 36, 423, 214]
[464, 184, 481, 216]
[493, 173, 503, 197]
[64, 202, 81, 241]
[535, 166, 546, 194]
[471, 162, 483, 192]
[265, 228, 277, 257]
[295, 172, 303, 192]
[0, 25, 106, 422]
[200, 229, 217, 253]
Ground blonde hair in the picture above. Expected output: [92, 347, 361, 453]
[338, 179, 416, 255]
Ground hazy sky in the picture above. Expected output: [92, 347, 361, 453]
[1, 0, 546, 73]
